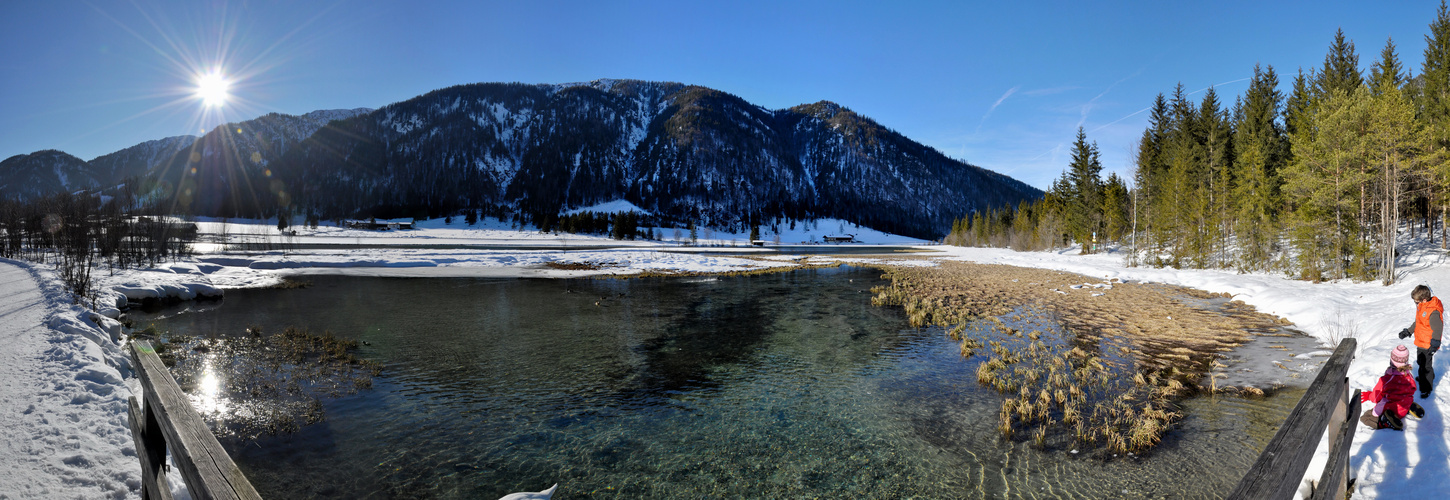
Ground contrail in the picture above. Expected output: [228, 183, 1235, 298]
[1089, 76, 1251, 134]
[976, 86, 1020, 133]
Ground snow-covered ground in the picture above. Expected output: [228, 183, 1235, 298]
[2, 219, 1444, 498]
[0, 258, 138, 499]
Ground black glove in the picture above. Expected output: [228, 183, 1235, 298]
[1399, 328, 1412, 339]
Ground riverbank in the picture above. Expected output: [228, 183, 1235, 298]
[3, 218, 1446, 498]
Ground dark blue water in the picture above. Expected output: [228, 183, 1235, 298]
[139, 267, 1300, 499]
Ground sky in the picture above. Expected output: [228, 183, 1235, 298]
[0, 0, 1442, 190]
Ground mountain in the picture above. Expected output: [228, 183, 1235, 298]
[149, 108, 372, 214]
[2, 80, 1040, 239]
[270, 80, 1040, 238]
[88, 135, 198, 187]
[0, 150, 95, 200]
[0, 108, 372, 204]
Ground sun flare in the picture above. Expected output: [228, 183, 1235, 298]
[196, 71, 230, 107]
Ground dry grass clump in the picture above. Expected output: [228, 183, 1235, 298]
[545, 261, 607, 271]
[866, 261, 1292, 456]
[161, 326, 382, 441]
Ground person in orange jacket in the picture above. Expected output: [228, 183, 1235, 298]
[1362, 345, 1426, 430]
[1398, 285, 1443, 399]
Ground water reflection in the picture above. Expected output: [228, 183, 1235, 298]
[191, 357, 229, 416]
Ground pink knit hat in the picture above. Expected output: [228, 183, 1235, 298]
[1391, 345, 1411, 368]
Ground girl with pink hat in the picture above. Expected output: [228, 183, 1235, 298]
[1361, 345, 1426, 430]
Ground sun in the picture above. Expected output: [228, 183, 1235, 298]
[196, 70, 230, 107]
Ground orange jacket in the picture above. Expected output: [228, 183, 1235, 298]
[1414, 296, 1444, 350]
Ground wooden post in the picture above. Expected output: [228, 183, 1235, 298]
[128, 396, 173, 500]
[1310, 389, 1362, 500]
[1227, 338, 1356, 500]
[130, 340, 262, 500]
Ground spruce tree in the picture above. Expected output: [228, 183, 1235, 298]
[1370, 37, 1407, 96]
[1064, 128, 1104, 252]
[1285, 69, 1316, 138]
[1161, 83, 1204, 265]
[1233, 65, 1288, 271]
[1132, 93, 1170, 261]
[1424, 0, 1450, 246]
[1102, 173, 1130, 243]
[1318, 28, 1364, 98]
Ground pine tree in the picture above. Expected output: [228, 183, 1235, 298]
[1283, 87, 1374, 280]
[1370, 91, 1425, 283]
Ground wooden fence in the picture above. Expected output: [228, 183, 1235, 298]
[1228, 338, 1360, 500]
[128, 339, 262, 500]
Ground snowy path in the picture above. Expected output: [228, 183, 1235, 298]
[0, 260, 138, 499]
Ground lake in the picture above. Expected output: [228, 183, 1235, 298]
[137, 266, 1308, 499]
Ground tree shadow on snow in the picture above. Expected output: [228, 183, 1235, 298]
[1408, 396, 1450, 493]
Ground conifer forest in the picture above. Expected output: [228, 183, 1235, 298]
[948, 4, 1450, 285]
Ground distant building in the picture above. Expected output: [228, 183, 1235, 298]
[823, 234, 856, 243]
[343, 218, 415, 231]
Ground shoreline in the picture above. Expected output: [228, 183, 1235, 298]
[7, 225, 1447, 498]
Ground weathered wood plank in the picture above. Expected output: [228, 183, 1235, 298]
[1227, 338, 1356, 500]
[128, 396, 173, 500]
[1310, 389, 1362, 500]
[132, 340, 262, 500]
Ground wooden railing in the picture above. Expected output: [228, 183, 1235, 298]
[128, 340, 262, 500]
[1228, 338, 1360, 500]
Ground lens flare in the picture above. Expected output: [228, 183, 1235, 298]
[196, 70, 230, 107]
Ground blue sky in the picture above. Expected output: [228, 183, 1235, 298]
[0, 1, 1440, 190]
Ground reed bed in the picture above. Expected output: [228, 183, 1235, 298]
[868, 260, 1293, 456]
[156, 325, 382, 441]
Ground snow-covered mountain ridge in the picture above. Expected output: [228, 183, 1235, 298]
[0, 108, 371, 202]
[2, 79, 1039, 239]
[278, 80, 1040, 238]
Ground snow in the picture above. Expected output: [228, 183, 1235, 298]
[0, 259, 139, 499]
[562, 199, 650, 215]
[4, 217, 1445, 499]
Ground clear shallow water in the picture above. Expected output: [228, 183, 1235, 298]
[139, 267, 1305, 499]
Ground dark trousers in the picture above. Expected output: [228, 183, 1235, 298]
[1418, 347, 1437, 395]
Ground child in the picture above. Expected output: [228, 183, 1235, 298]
[1397, 284, 1443, 398]
[1361, 345, 1426, 430]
